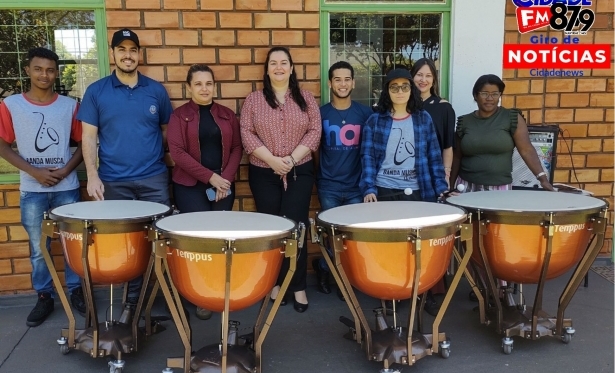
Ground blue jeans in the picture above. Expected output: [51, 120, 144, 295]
[20, 188, 82, 295]
[103, 171, 171, 299]
[317, 189, 363, 273]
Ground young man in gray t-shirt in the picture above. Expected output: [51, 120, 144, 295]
[0, 48, 86, 327]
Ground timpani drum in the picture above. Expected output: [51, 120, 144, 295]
[314, 201, 472, 369]
[447, 190, 608, 353]
[51, 200, 171, 284]
[151, 211, 300, 373]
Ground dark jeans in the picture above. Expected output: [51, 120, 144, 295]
[102, 171, 171, 299]
[377, 186, 423, 202]
[173, 181, 235, 213]
[317, 188, 363, 273]
[249, 161, 314, 292]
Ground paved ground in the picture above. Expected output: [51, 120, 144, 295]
[0, 268, 613, 373]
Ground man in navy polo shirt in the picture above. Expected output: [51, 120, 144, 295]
[315, 61, 373, 298]
[77, 28, 173, 314]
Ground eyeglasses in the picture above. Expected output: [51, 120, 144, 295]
[478, 91, 502, 99]
[389, 84, 411, 93]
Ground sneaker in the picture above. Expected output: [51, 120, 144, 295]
[70, 288, 86, 316]
[424, 297, 441, 317]
[195, 307, 212, 320]
[312, 258, 331, 294]
[26, 292, 54, 327]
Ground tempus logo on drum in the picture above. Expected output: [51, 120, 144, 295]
[429, 235, 454, 247]
[175, 249, 213, 262]
[60, 232, 83, 241]
[558, 224, 586, 233]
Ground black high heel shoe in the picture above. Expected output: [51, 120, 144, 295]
[270, 290, 287, 306]
[293, 298, 308, 313]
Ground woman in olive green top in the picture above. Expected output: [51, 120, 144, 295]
[450, 74, 553, 192]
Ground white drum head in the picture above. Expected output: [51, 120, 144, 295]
[317, 201, 466, 229]
[447, 190, 605, 212]
[51, 200, 170, 220]
[154, 211, 296, 239]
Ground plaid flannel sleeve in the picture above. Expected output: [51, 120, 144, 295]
[359, 114, 378, 197]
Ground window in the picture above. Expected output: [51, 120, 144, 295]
[321, 1, 451, 107]
[0, 2, 108, 179]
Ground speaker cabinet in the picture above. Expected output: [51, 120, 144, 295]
[511, 125, 559, 190]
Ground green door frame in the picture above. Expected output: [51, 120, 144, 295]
[319, 0, 452, 103]
[0, 0, 108, 184]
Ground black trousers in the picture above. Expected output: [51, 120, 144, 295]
[377, 186, 423, 202]
[173, 181, 235, 213]
[249, 161, 314, 292]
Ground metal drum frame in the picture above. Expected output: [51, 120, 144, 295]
[312, 212, 473, 371]
[150, 221, 303, 373]
[457, 203, 608, 354]
[40, 207, 170, 372]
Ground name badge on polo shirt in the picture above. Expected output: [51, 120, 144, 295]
[143, 101, 160, 124]
[149, 105, 157, 115]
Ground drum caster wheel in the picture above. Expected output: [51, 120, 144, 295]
[439, 340, 451, 358]
[562, 327, 575, 344]
[502, 337, 513, 355]
[57, 337, 69, 355]
[108, 360, 125, 373]
[162, 369, 174, 373]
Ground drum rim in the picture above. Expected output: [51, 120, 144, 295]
[153, 211, 297, 241]
[49, 201, 172, 225]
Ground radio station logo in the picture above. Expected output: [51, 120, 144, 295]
[504, 0, 610, 76]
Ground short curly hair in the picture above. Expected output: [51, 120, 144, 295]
[27, 47, 59, 69]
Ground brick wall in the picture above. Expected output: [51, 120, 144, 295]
[503, 1, 614, 254]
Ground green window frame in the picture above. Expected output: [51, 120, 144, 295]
[319, 0, 452, 104]
[0, 0, 109, 184]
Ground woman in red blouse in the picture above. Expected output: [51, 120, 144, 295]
[240, 47, 321, 313]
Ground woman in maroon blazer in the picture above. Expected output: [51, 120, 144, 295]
[167, 64, 242, 319]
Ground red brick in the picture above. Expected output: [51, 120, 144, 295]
[289, 48, 320, 63]
[300, 82, 320, 97]
[210, 65, 236, 81]
[220, 82, 253, 98]
[271, 0, 302, 10]
[135, 30, 163, 46]
[236, 0, 267, 10]
[6, 191, 19, 206]
[306, 30, 319, 46]
[8, 226, 28, 241]
[305, 0, 319, 11]
[503, 80, 529, 94]
[528, 109, 543, 125]
[572, 139, 602, 152]
[529, 80, 544, 94]
[167, 66, 190, 82]
[0, 227, 7, 242]
[201, 30, 235, 46]
[0, 259, 11, 275]
[254, 48, 269, 63]
[125, 0, 160, 9]
[163, 83, 184, 99]
[586, 154, 614, 167]
[238, 65, 264, 81]
[544, 93, 558, 107]
[559, 124, 588, 137]
[306, 65, 320, 80]
[219, 49, 252, 64]
[502, 70, 515, 79]
[144, 12, 179, 28]
[602, 169, 614, 182]
[597, 0, 614, 12]
[588, 123, 614, 137]
[0, 208, 20, 224]
[183, 48, 217, 64]
[500, 95, 515, 108]
[544, 109, 574, 123]
[219, 12, 252, 28]
[556, 154, 585, 168]
[106, 11, 141, 28]
[515, 95, 544, 109]
[200, 0, 233, 10]
[594, 31, 614, 44]
[553, 169, 570, 183]
[237, 30, 270, 46]
[272, 30, 303, 45]
[545, 79, 576, 92]
[138, 66, 165, 81]
[583, 183, 612, 197]
[593, 14, 610, 29]
[146, 48, 180, 64]
[607, 109, 614, 122]
[13, 258, 32, 274]
[604, 138, 614, 152]
[504, 15, 518, 31]
[215, 99, 238, 114]
[559, 93, 590, 108]
[590, 93, 614, 107]
[0, 274, 32, 291]
[0, 242, 29, 259]
[577, 79, 607, 92]
[242, 198, 256, 211]
[165, 30, 199, 46]
[288, 14, 319, 29]
[254, 13, 287, 29]
[575, 109, 604, 122]
[294, 64, 304, 80]
[504, 31, 518, 44]
[105, 0, 122, 9]
[239, 165, 249, 180]
[164, 0, 197, 9]
[575, 169, 601, 183]
[182, 12, 216, 28]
